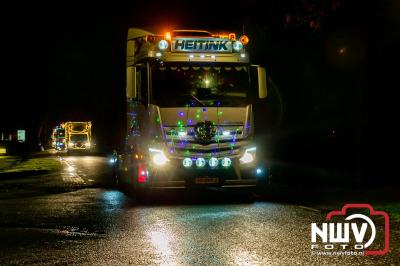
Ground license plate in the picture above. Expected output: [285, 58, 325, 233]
[195, 177, 219, 184]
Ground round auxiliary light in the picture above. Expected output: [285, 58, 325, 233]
[196, 157, 206, 168]
[233, 41, 243, 51]
[183, 158, 193, 168]
[221, 157, 232, 167]
[158, 39, 169, 50]
[209, 157, 218, 168]
[239, 35, 249, 45]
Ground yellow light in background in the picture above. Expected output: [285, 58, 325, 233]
[0, 148, 6, 155]
[165, 32, 171, 40]
[240, 35, 249, 45]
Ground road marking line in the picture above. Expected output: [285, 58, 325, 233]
[61, 160, 85, 184]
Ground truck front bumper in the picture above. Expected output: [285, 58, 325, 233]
[140, 158, 266, 189]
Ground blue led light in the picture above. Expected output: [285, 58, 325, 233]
[256, 168, 262, 175]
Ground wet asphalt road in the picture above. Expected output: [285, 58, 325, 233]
[0, 155, 398, 265]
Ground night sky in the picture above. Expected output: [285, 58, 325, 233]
[1, 1, 399, 181]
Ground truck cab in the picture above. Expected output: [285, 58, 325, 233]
[64, 122, 92, 152]
[116, 28, 268, 193]
[52, 126, 66, 151]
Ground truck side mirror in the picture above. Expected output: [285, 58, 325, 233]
[126, 66, 137, 99]
[257, 66, 267, 99]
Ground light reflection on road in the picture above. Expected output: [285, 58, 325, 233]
[101, 190, 125, 213]
[149, 230, 176, 265]
[232, 249, 262, 266]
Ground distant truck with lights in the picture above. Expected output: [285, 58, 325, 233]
[64, 122, 92, 152]
[115, 28, 268, 193]
[51, 125, 66, 150]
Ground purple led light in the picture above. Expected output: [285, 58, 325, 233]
[178, 142, 186, 148]
[188, 119, 193, 125]
[202, 107, 207, 112]
[178, 111, 184, 117]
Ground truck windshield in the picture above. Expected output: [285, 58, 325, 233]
[70, 134, 88, 142]
[151, 63, 250, 107]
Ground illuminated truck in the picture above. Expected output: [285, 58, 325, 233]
[64, 121, 92, 152]
[51, 125, 66, 150]
[116, 28, 268, 193]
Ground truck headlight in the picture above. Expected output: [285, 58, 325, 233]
[209, 157, 218, 168]
[195, 158, 206, 168]
[233, 41, 243, 51]
[85, 142, 91, 148]
[68, 142, 75, 147]
[183, 158, 193, 168]
[221, 157, 232, 167]
[149, 148, 168, 166]
[158, 40, 169, 50]
[240, 147, 256, 164]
